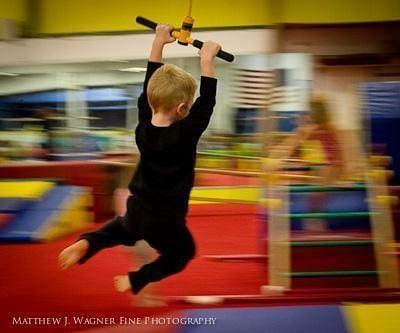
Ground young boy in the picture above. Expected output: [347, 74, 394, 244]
[58, 24, 221, 294]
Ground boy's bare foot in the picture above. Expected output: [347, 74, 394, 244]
[58, 239, 89, 270]
[130, 283, 166, 307]
[132, 294, 167, 307]
[114, 275, 132, 292]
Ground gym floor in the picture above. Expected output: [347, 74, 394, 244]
[1, 182, 400, 332]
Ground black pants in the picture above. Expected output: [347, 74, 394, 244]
[77, 195, 196, 294]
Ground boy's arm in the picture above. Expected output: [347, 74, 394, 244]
[182, 42, 221, 136]
[138, 24, 175, 122]
[137, 61, 162, 123]
[200, 57, 216, 78]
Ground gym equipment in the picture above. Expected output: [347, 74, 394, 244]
[0, 198, 33, 214]
[174, 306, 348, 333]
[264, 168, 399, 292]
[0, 162, 118, 221]
[344, 303, 400, 333]
[286, 212, 371, 219]
[136, 0, 234, 62]
[362, 81, 400, 184]
[136, 16, 234, 62]
[0, 185, 92, 242]
[289, 183, 367, 192]
[190, 186, 259, 204]
[0, 180, 54, 199]
[0, 213, 12, 229]
[167, 161, 398, 303]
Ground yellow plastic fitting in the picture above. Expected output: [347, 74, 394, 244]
[178, 16, 194, 45]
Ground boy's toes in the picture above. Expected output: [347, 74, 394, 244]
[114, 280, 122, 292]
[58, 254, 67, 269]
[58, 249, 78, 270]
[58, 257, 69, 270]
[58, 241, 89, 271]
[113, 275, 131, 293]
[114, 277, 123, 292]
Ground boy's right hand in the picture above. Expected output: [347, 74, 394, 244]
[199, 41, 221, 62]
[154, 23, 176, 45]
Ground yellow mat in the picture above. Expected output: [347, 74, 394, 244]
[0, 181, 54, 199]
[40, 190, 93, 241]
[189, 200, 218, 205]
[190, 186, 260, 203]
[343, 303, 400, 333]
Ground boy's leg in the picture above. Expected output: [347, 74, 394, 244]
[128, 221, 196, 294]
[122, 241, 166, 306]
[59, 195, 142, 270]
[59, 215, 136, 270]
[77, 215, 136, 264]
[77, 195, 142, 264]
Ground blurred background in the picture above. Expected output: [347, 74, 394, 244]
[0, 1, 399, 333]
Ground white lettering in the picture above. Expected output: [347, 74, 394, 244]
[119, 317, 141, 325]
[73, 317, 115, 325]
[12, 317, 64, 325]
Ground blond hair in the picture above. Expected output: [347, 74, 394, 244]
[147, 64, 197, 113]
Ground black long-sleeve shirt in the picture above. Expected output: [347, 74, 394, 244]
[128, 61, 217, 217]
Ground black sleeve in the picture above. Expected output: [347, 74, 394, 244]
[181, 76, 217, 140]
[138, 61, 164, 122]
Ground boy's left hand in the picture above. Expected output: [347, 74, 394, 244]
[154, 23, 176, 45]
[199, 41, 221, 62]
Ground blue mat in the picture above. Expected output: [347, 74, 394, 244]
[0, 198, 33, 214]
[290, 191, 370, 230]
[290, 191, 368, 214]
[0, 186, 76, 243]
[177, 305, 348, 333]
[362, 81, 400, 185]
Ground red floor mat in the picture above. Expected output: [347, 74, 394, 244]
[1, 202, 399, 332]
[0, 204, 263, 331]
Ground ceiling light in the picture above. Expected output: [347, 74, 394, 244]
[0, 72, 19, 76]
[107, 59, 129, 63]
[118, 67, 147, 73]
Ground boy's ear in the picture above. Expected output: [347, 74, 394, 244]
[176, 103, 187, 114]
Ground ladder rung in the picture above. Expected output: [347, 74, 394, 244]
[281, 166, 318, 172]
[286, 270, 378, 278]
[289, 240, 374, 247]
[280, 212, 373, 219]
[288, 184, 367, 193]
